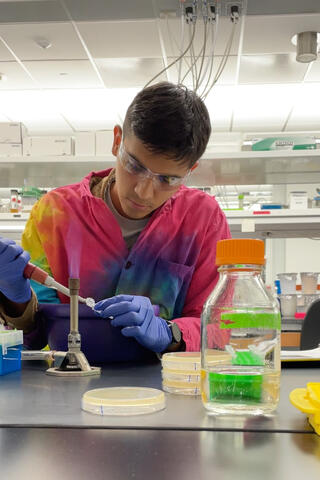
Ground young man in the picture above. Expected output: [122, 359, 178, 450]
[0, 82, 230, 354]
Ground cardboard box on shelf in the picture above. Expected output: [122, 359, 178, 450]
[95, 130, 113, 156]
[289, 191, 308, 209]
[241, 135, 319, 151]
[74, 132, 95, 156]
[0, 122, 27, 144]
[0, 144, 22, 156]
[23, 136, 73, 156]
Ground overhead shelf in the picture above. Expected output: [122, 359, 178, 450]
[192, 149, 320, 185]
[1, 149, 320, 185]
[1, 209, 320, 240]
[226, 209, 320, 238]
[0, 156, 115, 163]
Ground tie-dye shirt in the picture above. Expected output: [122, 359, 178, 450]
[22, 169, 230, 351]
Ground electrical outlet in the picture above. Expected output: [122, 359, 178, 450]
[221, 0, 245, 17]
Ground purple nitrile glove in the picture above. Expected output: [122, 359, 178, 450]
[94, 294, 172, 353]
[0, 236, 31, 303]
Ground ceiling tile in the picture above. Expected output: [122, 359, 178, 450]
[0, 39, 15, 61]
[243, 14, 320, 54]
[169, 55, 238, 87]
[23, 60, 102, 88]
[239, 54, 308, 84]
[0, 61, 36, 89]
[0, 23, 88, 60]
[286, 83, 320, 129]
[19, 114, 74, 135]
[95, 57, 166, 88]
[232, 84, 297, 131]
[47, 88, 139, 130]
[0, 1, 68, 23]
[77, 21, 163, 58]
[65, 0, 156, 21]
[0, 113, 11, 122]
[204, 86, 234, 131]
[0, 90, 73, 133]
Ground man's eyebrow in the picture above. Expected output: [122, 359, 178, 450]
[126, 150, 184, 179]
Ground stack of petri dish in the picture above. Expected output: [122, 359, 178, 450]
[161, 352, 201, 395]
[161, 351, 232, 396]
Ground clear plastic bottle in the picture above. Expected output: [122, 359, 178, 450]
[201, 239, 281, 415]
[10, 189, 19, 213]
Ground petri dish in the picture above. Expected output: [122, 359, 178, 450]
[161, 352, 201, 371]
[161, 369, 201, 383]
[82, 387, 166, 416]
[161, 351, 231, 372]
[162, 379, 201, 396]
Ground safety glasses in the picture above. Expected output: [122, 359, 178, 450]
[118, 143, 190, 191]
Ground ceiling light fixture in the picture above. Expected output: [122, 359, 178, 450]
[291, 31, 320, 63]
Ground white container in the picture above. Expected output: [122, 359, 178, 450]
[279, 294, 297, 317]
[23, 136, 73, 156]
[74, 131, 95, 156]
[0, 122, 27, 143]
[0, 144, 22, 156]
[95, 130, 113, 156]
[296, 293, 305, 313]
[303, 294, 320, 311]
[278, 273, 297, 294]
[289, 191, 308, 210]
[300, 272, 318, 294]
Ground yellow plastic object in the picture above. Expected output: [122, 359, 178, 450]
[290, 382, 320, 435]
[82, 387, 166, 416]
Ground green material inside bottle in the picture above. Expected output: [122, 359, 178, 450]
[209, 371, 263, 402]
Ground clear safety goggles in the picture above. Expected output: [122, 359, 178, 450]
[118, 143, 190, 191]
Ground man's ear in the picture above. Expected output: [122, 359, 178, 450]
[190, 162, 199, 172]
[112, 125, 123, 156]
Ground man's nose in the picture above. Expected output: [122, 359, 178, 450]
[134, 176, 155, 201]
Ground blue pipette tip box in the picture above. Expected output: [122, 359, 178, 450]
[0, 329, 23, 375]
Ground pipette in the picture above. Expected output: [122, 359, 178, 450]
[23, 263, 97, 309]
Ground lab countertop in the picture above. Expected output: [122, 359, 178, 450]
[0, 361, 318, 432]
[1, 361, 320, 480]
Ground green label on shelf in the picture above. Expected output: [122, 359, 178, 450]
[220, 312, 281, 330]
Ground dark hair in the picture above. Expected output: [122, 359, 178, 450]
[123, 82, 211, 167]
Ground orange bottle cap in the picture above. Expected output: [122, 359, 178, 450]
[216, 239, 265, 266]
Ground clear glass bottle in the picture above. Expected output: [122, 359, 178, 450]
[201, 239, 281, 415]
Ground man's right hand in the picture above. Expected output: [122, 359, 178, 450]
[0, 237, 31, 303]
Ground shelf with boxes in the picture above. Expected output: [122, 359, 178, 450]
[0, 122, 115, 161]
[1, 123, 320, 183]
[276, 271, 320, 348]
[277, 272, 320, 317]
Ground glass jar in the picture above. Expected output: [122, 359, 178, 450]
[201, 239, 281, 415]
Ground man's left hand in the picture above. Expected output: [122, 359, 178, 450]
[94, 295, 172, 353]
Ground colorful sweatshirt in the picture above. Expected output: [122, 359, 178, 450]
[22, 169, 230, 351]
